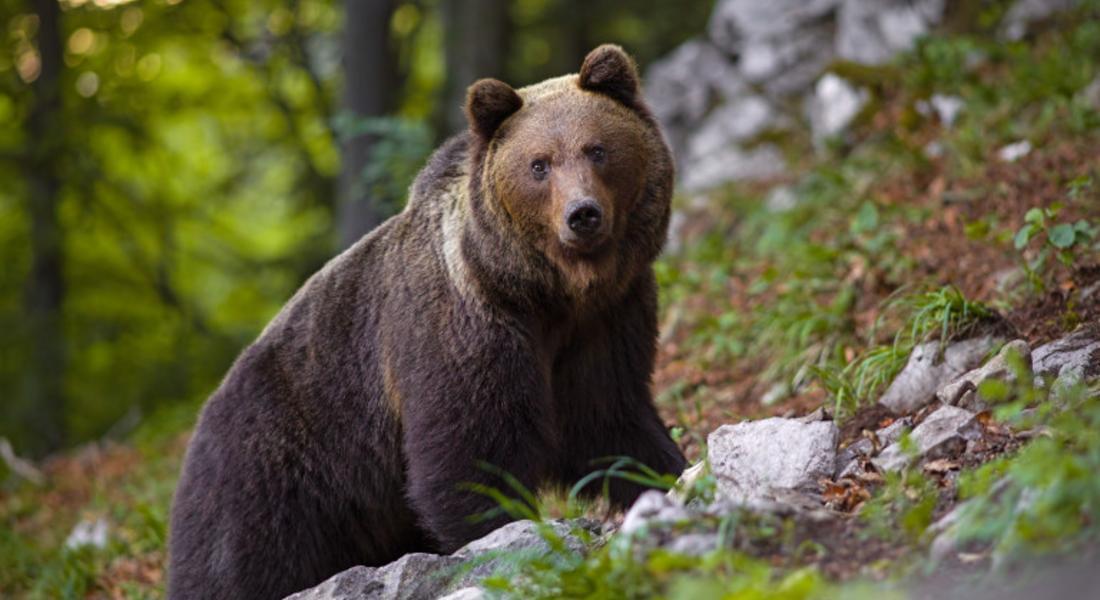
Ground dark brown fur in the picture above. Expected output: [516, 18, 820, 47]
[168, 45, 685, 600]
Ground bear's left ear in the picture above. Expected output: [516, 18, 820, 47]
[579, 44, 641, 109]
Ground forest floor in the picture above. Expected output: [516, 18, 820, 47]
[3, 18, 1100, 600]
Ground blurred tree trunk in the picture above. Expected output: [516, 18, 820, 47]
[440, 0, 511, 136]
[560, 0, 592, 71]
[23, 0, 66, 455]
[337, 0, 400, 250]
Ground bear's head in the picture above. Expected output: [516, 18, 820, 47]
[463, 45, 673, 313]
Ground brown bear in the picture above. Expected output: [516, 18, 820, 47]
[167, 44, 686, 600]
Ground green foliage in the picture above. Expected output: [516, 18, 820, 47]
[951, 374, 1100, 565]
[0, 419, 180, 597]
[567, 457, 678, 508]
[1014, 204, 1098, 292]
[816, 286, 993, 417]
[860, 453, 939, 543]
[897, 8, 1100, 174]
[0, 0, 716, 454]
[1, 0, 343, 453]
[479, 520, 836, 599]
[333, 113, 434, 213]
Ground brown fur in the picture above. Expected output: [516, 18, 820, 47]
[168, 45, 685, 600]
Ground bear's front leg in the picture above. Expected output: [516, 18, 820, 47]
[398, 321, 558, 553]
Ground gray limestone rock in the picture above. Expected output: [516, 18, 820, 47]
[808, 73, 869, 141]
[836, 0, 945, 65]
[283, 554, 462, 600]
[708, 418, 839, 503]
[1031, 325, 1100, 381]
[621, 490, 690, 535]
[710, 0, 840, 45]
[437, 588, 485, 600]
[878, 337, 1001, 414]
[453, 519, 588, 559]
[873, 405, 981, 472]
[936, 340, 1032, 410]
[1001, 0, 1079, 41]
[664, 533, 720, 556]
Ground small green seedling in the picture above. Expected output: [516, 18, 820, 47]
[1014, 206, 1097, 292]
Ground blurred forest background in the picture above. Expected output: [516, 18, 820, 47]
[3, 0, 1100, 597]
[0, 0, 712, 457]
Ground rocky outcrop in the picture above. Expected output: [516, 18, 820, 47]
[873, 405, 982, 472]
[878, 337, 1001, 414]
[644, 0, 1077, 193]
[936, 340, 1031, 411]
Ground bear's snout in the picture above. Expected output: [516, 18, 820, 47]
[561, 198, 608, 251]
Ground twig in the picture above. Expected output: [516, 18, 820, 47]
[0, 438, 45, 486]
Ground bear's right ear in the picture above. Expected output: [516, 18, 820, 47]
[465, 79, 523, 141]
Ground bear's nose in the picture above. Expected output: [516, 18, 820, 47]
[565, 199, 603, 236]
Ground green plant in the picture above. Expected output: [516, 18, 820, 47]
[1014, 205, 1098, 292]
[332, 113, 435, 212]
[816, 286, 993, 417]
[860, 452, 939, 543]
[950, 370, 1100, 566]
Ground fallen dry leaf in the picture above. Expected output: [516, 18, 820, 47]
[923, 458, 960, 474]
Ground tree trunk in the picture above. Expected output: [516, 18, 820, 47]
[22, 0, 66, 455]
[337, 0, 399, 249]
[440, 0, 512, 136]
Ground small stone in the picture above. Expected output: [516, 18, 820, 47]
[809, 73, 869, 140]
[873, 405, 980, 472]
[1078, 76, 1100, 111]
[621, 490, 689, 535]
[64, 517, 109, 550]
[878, 337, 1001, 414]
[765, 186, 799, 213]
[664, 533, 719, 556]
[797, 406, 831, 423]
[833, 438, 873, 478]
[438, 588, 485, 600]
[876, 417, 913, 446]
[937, 340, 1032, 409]
[708, 418, 839, 503]
[668, 461, 707, 504]
[929, 94, 965, 127]
[834, 418, 910, 477]
[928, 503, 963, 563]
[997, 140, 1032, 162]
[834, 457, 865, 479]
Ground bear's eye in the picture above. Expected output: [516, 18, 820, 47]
[530, 159, 550, 181]
[587, 145, 607, 164]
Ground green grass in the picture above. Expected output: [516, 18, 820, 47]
[950, 373, 1100, 566]
[814, 285, 995, 417]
